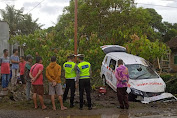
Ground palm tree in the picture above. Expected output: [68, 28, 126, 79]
[0, 5, 42, 35]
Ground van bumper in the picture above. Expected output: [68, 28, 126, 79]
[129, 88, 177, 103]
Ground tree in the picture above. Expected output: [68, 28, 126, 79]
[159, 22, 177, 42]
[124, 35, 170, 62]
[56, 0, 165, 45]
[0, 5, 42, 35]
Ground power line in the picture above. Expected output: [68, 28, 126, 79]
[137, 3, 177, 9]
[27, 0, 45, 14]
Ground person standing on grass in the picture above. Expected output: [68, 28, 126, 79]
[29, 56, 47, 110]
[0, 49, 10, 91]
[63, 54, 77, 108]
[115, 59, 129, 109]
[24, 55, 33, 100]
[19, 56, 26, 87]
[46, 56, 67, 111]
[11, 49, 20, 88]
[77, 54, 92, 110]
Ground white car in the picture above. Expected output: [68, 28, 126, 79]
[100, 45, 176, 103]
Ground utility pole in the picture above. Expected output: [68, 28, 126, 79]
[74, 0, 78, 62]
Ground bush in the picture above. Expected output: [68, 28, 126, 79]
[161, 73, 177, 94]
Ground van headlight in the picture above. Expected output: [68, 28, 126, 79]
[130, 88, 144, 96]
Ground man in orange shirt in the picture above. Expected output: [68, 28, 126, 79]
[46, 56, 67, 111]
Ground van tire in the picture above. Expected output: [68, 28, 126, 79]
[128, 93, 137, 101]
[102, 75, 107, 86]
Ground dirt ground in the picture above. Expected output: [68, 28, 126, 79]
[0, 87, 177, 118]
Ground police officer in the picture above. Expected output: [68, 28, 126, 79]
[77, 54, 92, 110]
[63, 54, 77, 108]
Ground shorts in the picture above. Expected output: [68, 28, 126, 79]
[32, 85, 44, 96]
[49, 82, 63, 96]
[20, 75, 26, 84]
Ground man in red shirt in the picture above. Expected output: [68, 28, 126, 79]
[29, 56, 46, 110]
[0, 49, 10, 91]
[19, 56, 26, 86]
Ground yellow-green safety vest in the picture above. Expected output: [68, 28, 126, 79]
[77, 61, 91, 79]
[63, 61, 76, 79]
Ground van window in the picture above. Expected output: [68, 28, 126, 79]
[126, 64, 159, 79]
[109, 59, 116, 70]
[104, 56, 108, 64]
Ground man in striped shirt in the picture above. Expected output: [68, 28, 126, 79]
[0, 49, 10, 91]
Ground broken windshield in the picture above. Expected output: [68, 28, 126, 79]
[126, 64, 159, 79]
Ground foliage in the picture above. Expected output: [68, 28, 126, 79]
[161, 73, 177, 94]
[9, 30, 105, 87]
[9, 30, 73, 67]
[161, 22, 177, 42]
[0, 5, 42, 35]
[56, 0, 165, 45]
[8, 0, 177, 87]
[124, 35, 170, 62]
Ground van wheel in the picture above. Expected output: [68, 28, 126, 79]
[128, 93, 137, 101]
[102, 75, 107, 86]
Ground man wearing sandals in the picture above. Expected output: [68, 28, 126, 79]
[46, 56, 67, 111]
[29, 56, 47, 110]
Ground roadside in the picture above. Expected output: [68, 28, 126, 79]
[0, 86, 177, 118]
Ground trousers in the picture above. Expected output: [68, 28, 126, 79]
[2, 74, 10, 88]
[79, 78, 91, 108]
[63, 79, 75, 105]
[117, 87, 129, 109]
[26, 81, 31, 100]
[11, 69, 18, 86]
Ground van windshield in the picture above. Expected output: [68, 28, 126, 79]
[126, 64, 159, 79]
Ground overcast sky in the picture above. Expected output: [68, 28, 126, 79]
[0, 0, 177, 29]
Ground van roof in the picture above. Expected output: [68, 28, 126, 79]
[107, 52, 148, 66]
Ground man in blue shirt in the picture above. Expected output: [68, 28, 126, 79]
[11, 49, 20, 87]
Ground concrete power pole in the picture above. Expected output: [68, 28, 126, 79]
[74, 0, 78, 62]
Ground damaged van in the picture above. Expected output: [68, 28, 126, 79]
[100, 45, 177, 103]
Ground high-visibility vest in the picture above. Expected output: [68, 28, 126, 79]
[77, 61, 91, 79]
[63, 61, 76, 79]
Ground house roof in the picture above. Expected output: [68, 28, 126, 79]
[167, 36, 177, 49]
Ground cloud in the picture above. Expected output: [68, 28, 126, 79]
[1, 0, 176, 28]
[47, 0, 70, 4]
[39, 4, 64, 15]
[166, 0, 177, 7]
[23, 2, 39, 8]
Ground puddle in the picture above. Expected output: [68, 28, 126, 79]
[44, 114, 177, 118]
[45, 114, 130, 118]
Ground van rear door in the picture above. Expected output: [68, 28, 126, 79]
[101, 45, 126, 54]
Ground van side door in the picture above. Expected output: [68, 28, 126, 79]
[104, 58, 117, 91]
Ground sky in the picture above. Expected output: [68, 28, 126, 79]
[0, 0, 177, 29]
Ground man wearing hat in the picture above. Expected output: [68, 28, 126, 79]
[77, 54, 92, 110]
[24, 55, 33, 100]
[63, 54, 77, 108]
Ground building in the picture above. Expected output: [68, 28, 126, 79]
[0, 21, 24, 57]
[0, 21, 9, 57]
[167, 36, 177, 72]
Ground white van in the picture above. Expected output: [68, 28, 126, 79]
[100, 45, 176, 103]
